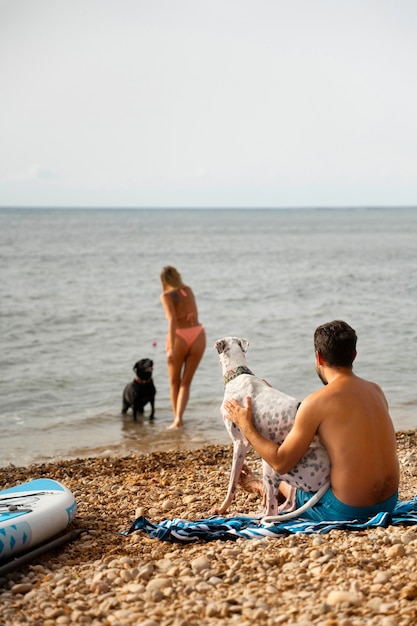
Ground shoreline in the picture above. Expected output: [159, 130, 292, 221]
[0, 405, 231, 470]
[0, 429, 231, 471]
[1, 430, 417, 624]
[2, 421, 414, 471]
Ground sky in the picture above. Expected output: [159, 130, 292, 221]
[1, 0, 417, 209]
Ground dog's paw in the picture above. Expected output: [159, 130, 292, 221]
[209, 505, 225, 516]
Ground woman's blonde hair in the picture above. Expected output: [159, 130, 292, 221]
[160, 265, 184, 289]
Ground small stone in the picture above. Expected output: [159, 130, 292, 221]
[221, 547, 240, 557]
[309, 549, 321, 559]
[52, 584, 67, 598]
[386, 543, 406, 558]
[379, 618, 399, 626]
[148, 507, 160, 517]
[146, 577, 172, 592]
[207, 576, 223, 586]
[367, 597, 383, 611]
[44, 607, 65, 619]
[183, 494, 198, 504]
[124, 582, 146, 594]
[206, 602, 220, 617]
[137, 563, 154, 581]
[11, 584, 33, 595]
[119, 569, 133, 582]
[326, 590, 361, 606]
[400, 583, 417, 600]
[191, 556, 211, 573]
[155, 558, 173, 572]
[196, 580, 212, 592]
[401, 530, 417, 544]
[90, 579, 110, 594]
[373, 571, 391, 584]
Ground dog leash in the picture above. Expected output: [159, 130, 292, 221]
[260, 480, 331, 525]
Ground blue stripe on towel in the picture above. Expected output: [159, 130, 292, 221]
[124, 497, 417, 543]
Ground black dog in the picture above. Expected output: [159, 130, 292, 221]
[122, 359, 156, 421]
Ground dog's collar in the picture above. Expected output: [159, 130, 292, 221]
[134, 376, 152, 385]
[223, 365, 254, 386]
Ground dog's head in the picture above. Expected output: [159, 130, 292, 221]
[214, 337, 249, 373]
[133, 358, 154, 381]
[214, 337, 249, 355]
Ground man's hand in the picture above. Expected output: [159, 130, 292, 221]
[224, 396, 285, 474]
[224, 396, 254, 436]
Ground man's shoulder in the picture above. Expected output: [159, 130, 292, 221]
[304, 385, 329, 403]
[351, 375, 385, 397]
[303, 383, 343, 412]
[297, 387, 329, 418]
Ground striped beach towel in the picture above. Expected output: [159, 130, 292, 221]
[125, 497, 417, 544]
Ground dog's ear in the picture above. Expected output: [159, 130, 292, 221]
[132, 362, 139, 372]
[238, 338, 249, 353]
[214, 339, 227, 354]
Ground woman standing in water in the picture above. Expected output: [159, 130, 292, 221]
[160, 266, 206, 428]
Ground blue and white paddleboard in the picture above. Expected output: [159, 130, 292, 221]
[0, 478, 77, 562]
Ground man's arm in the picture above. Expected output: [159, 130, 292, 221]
[224, 396, 319, 474]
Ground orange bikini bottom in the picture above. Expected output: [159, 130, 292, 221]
[175, 325, 205, 349]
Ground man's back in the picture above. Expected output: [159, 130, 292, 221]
[309, 371, 399, 506]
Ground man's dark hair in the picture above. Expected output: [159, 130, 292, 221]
[314, 320, 357, 368]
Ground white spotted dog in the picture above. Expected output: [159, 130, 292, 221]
[211, 337, 330, 520]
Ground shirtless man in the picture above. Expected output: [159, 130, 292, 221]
[224, 320, 400, 521]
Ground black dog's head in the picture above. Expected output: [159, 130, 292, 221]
[133, 358, 154, 382]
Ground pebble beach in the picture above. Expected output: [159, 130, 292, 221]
[1, 431, 417, 626]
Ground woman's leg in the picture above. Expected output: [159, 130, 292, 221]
[166, 340, 187, 427]
[169, 329, 206, 428]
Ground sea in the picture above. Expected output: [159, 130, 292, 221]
[1, 207, 416, 468]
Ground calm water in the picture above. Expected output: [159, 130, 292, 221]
[1, 207, 416, 467]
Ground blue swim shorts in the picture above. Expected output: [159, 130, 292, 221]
[295, 487, 398, 522]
